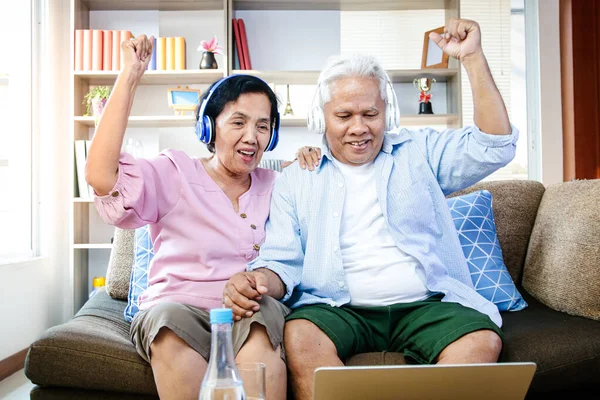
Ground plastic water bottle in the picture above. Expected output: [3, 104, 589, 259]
[89, 276, 105, 299]
[199, 308, 246, 400]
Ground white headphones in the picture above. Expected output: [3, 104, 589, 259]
[307, 71, 401, 135]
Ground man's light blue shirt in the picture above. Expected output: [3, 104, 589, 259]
[248, 125, 519, 327]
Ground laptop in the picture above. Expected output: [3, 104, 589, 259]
[314, 362, 537, 400]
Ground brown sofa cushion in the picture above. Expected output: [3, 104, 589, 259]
[449, 180, 545, 285]
[30, 386, 158, 400]
[500, 289, 600, 393]
[25, 289, 157, 395]
[106, 228, 135, 300]
[522, 179, 600, 320]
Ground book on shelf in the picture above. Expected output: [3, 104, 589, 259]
[102, 30, 112, 71]
[74, 140, 93, 199]
[119, 30, 132, 70]
[238, 18, 252, 70]
[92, 30, 103, 71]
[156, 37, 166, 70]
[174, 37, 185, 70]
[166, 37, 176, 70]
[74, 30, 187, 72]
[75, 29, 84, 70]
[111, 29, 120, 71]
[233, 18, 245, 69]
[148, 37, 157, 71]
[75, 29, 131, 72]
[82, 29, 92, 70]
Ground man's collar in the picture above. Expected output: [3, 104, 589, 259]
[317, 130, 413, 172]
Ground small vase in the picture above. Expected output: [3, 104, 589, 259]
[200, 51, 218, 69]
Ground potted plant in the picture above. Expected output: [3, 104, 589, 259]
[197, 36, 222, 69]
[83, 85, 112, 118]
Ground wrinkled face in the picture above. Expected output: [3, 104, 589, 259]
[213, 92, 272, 175]
[323, 76, 386, 166]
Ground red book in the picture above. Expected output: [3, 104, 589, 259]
[102, 30, 112, 71]
[237, 18, 252, 70]
[233, 19, 245, 69]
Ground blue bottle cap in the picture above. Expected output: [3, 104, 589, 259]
[210, 308, 233, 324]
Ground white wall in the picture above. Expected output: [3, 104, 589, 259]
[236, 10, 340, 71]
[0, 0, 72, 360]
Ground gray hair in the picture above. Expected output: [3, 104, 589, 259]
[317, 54, 390, 106]
[308, 54, 400, 134]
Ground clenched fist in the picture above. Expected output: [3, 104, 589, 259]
[121, 34, 154, 81]
[429, 19, 482, 62]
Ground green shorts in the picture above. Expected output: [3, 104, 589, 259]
[286, 295, 503, 364]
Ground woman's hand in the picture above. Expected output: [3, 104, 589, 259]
[282, 146, 322, 171]
[120, 34, 154, 82]
[223, 271, 269, 321]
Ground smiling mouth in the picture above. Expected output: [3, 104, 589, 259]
[237, 150, 256, 157]
[348, 140, 370, 149]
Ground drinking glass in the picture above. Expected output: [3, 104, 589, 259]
[236, 362, 266, 400]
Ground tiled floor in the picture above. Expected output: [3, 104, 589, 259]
[0, 369, 34, 399]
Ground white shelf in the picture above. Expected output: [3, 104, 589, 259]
[280, 116, 307, 127]
[388, 68, 459, 83]
[82, 0, 224, 11]
[74, 114, 459, 128]
[74, 198, 94, 203]
[232, 69, 458, 85]
[234, 0, 447, 11]
[74, 115, 196, 127]
[74, 70, 225, 86]
[73, 244, 113, 249]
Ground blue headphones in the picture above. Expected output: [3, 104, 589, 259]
[195, 75, 280, 152]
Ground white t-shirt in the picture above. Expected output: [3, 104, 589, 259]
[333, 158, 431, 307]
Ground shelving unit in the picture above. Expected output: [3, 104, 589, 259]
[74, 115, 196, 127]
[74, 70, 226, 85]
[69, 0, 462, 314]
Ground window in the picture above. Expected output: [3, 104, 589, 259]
[0, 0, 35, 261]
[339, 0, 532, 181]
[461, 0, 528, 180]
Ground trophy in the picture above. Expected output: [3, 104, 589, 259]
[413, 77, 436, 114]
[283, 84, 294, 116]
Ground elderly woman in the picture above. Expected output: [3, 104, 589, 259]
[85, 35, 319, 400]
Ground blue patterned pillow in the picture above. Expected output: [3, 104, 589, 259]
[124, 225, 154, 322]
[447, 190, 528, 312]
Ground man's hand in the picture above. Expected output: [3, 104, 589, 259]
[223, 271, 270, 321]
[429, 19, 482, 62]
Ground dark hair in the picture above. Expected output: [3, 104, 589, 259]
[195, 75, 280, 153]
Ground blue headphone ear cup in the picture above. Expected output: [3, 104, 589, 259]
[196, 116, 206, 143]
[201, 115, 214, 144]
[265, 113, 280, 152]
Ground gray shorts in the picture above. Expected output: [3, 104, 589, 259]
[130, 295, 290, 363]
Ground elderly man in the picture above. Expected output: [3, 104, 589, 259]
[223, 18, 517, 399]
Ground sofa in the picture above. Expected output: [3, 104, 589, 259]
[24, 179, 600, 399]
